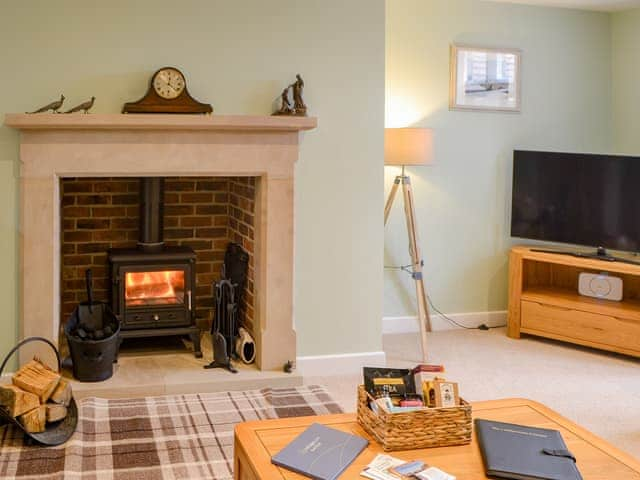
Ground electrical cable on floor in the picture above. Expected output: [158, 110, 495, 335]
[426, 295, 476, 330]
[426, 295, 507, 330]
[385, 265, 507, 331]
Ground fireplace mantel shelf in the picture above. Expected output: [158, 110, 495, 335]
[5, 113, 317, 132]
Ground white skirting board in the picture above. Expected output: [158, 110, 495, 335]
[383, 311, 507, 334]
[295, 351, 386, 377]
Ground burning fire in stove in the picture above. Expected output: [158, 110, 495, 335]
[125, 270, 185, 306]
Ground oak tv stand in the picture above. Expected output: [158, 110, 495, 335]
[508, 246, 640, 357]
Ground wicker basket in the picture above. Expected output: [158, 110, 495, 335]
[356, 385, 472, 451]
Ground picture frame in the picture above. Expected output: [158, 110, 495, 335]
[450, 44, 521, 113]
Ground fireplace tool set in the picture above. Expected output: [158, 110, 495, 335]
[204, 243, 252, 373]
[206, 279, 239, 373]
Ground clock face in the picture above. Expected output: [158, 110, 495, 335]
[152, 68, 186, 100]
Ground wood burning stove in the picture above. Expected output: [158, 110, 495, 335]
[108, 178, 202, 357]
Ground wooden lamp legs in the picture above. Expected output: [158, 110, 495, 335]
[385, 171, 432, 362]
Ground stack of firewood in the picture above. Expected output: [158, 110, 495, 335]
[0, 358, 73, 433]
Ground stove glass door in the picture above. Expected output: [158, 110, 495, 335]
[125, 269, 186, 307]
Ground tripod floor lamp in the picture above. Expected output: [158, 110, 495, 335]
[384, 127, 433, 362]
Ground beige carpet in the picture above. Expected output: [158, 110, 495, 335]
[304, 328, 640, 459]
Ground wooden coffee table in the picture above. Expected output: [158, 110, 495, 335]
[234, 398, 640, 480]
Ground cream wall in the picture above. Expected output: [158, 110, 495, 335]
[612, 8, 640, 154]
[0, 0, 385, 359]
[385, 0, 613, 319]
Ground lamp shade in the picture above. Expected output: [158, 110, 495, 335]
[384, 128, 433, 166]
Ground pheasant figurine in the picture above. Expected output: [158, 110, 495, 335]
[27, 94, 65, 113]
[64, 97, 95, 114]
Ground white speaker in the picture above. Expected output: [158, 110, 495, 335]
[578, 272, 623, 301]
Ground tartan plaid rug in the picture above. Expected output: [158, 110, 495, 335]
[0, 385, 342, 479]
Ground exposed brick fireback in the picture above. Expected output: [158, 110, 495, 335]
[60, 176, 256, 338]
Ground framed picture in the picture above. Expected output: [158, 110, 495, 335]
[450, 45, 521, 112]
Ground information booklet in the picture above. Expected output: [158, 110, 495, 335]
[271, 423, 368, 480]
[475, 419, 583, 480]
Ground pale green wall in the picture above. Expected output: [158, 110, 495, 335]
[0, 0, 385, 359]
[612, 8, 640, 154]
[385, 0, 613, 318]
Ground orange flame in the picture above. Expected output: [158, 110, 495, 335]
[125, 270, 184, 305]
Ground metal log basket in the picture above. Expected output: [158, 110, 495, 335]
[0, 337, 78, 446]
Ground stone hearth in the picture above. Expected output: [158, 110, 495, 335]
[69, 335, 302, 399]
[6, 114, 316, 376]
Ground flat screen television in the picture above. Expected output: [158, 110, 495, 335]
[511, 150, 640, 254]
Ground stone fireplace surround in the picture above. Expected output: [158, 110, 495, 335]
[6, 113, 316, 372]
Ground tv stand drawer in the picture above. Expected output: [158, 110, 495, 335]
[521, 300, 640, 354]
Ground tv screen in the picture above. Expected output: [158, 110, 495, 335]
[511, 150, 640, 253]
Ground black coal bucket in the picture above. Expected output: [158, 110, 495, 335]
[64, 302, 120, 382]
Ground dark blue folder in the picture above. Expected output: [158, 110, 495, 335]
[475, 419, 583, 480]
[271, 422, 368, 480]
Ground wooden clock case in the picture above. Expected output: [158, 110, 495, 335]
[122, 67, 213, 114]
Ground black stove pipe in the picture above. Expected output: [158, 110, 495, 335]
[138, 177, 164, 253]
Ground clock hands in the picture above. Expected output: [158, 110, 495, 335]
[161, 72, 182, 96]
[151, 69, 185, 99]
